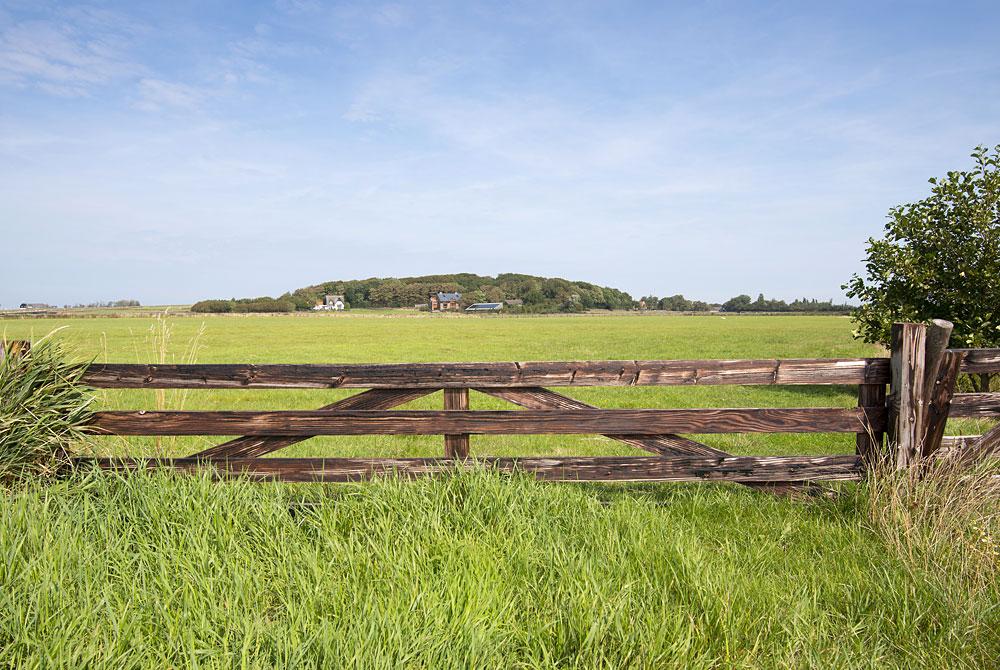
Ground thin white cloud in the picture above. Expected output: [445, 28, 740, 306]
[0, 9, 143, 96]
[132, 78, 205, 111]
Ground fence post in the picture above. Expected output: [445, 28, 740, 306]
[0, 339, 30, 362]
[887, 323, 927, 469]
[444, 388, 470, 458]
[919, 319, 958, 460]
[856, 383, 886, 466]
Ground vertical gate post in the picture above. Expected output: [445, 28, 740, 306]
[919, 319, 958, 460]
[856, 382, 886, 466]
[888, 323, 927, 469]
[443, 388, 470, 458]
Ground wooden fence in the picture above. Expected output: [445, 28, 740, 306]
[4, 319, 999, 484]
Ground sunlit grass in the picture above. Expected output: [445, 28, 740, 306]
[1, 313, 996, 668]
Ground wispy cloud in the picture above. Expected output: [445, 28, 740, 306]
[0, 6, 143, 96]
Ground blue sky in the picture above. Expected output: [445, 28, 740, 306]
[2, 0, 999, 307]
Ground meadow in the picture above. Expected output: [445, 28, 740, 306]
[1, 312, 997, 668]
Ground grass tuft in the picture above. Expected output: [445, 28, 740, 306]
[0, 336, 94, 484]
[863, 456, 1000, 603]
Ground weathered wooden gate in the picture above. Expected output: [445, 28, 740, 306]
[4, 319, 998, 482]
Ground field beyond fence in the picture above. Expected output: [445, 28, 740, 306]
[5, 319, 996, 485]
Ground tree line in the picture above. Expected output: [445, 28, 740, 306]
[192, 274, 635, 313]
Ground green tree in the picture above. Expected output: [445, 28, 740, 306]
[844, 145, 1000, 390]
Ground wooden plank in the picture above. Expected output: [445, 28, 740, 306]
[888, 323, 927, 469]
[80, 358, 891, 389]
[940, 435, 981, 450]
[920, 351, 963, 459]
[191, 388, 436, 459]
[856, 383, 887, 466]
[948, 393, 1000, 417]
[478, 387, 726, 457]
[478, 387, 811, 495]
[956, 422, 1000, 466]
[88, 407, 884, 436]
[953, 348, 1000, 374]
[73, 455, 864, 483]
[443, 388, 470, 458]
[922, 320, 954, 391]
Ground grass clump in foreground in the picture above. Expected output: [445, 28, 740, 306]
[1, 467, 998, 669]
[0, 337, 92, 484]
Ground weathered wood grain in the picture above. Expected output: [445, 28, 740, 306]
[80, 358, 891, 389]
[948, 392, 1000, 417]
[920, 351, 963, 459]
[923, 320, 954, 392]
[888, 323, 927, 468]
[856, 383, 887, 465]
[74, 455, 864, 483]
[955, 422, 1000, 466]
[953, 348, 1000, 374]
[443, 388, 470, 458]
[190, 388, 436, 459]
[477, 387, 726, 457]
[89, 407, 883, 436]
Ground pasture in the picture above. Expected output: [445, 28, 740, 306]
[1, 312, 997, 668]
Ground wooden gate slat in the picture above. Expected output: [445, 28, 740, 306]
[191, 388, 437, 459]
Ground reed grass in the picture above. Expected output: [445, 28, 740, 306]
[0, 335, 93, 484]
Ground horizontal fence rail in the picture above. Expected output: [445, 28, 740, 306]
[953, 348, 1000, 373]
[4, 330, 995, 486]
[949, 393, 1000, 418]
[77, 455, 865, 483]
[82, 358, 891, 388]
[88, 408, 883, 436]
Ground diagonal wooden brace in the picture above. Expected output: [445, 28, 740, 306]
[476, 387, 725, 456]
[476, 386, 820, 495]
[191, 388, 437, 459]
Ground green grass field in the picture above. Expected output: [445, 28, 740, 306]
[1, 313, 997, 668]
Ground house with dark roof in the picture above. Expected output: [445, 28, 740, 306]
[429, 292, 461, 311]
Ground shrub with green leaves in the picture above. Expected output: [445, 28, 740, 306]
[844, 144, 1000, 349]
[0, 338, 93, 483]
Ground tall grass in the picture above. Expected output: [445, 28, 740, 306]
[863, 457, 1000, 605]
[1, 468, 998, 668]
[1, 314, 998, 667]
[0, 335, 93, 484]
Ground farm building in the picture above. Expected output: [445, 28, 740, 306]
[465, 302, 503, 312]
[504, 299, 523, 307]
[429, 292, 462, 311]
[314, 294, 345, 310]
[19, 303, 51, 309]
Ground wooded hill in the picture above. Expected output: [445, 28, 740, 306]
[192, 274, 635, 313]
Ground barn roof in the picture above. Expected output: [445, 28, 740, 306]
[436, 292, 462, 301]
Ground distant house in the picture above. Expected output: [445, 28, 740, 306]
[465, 302, 503, 313]
[314, 294, 345, 311]
[429, 292, 462, 311]
[504, 299, 523, 307]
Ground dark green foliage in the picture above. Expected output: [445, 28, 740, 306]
[844, 145, 1000, 348]
[259, 273, 636, 312]
[191, 297, 295, 313]
[0, 339, 93, 483]
[720, 293, 853, 313]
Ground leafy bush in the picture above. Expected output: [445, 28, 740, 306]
[0, 338, 93, 483]
[845, 144, 1000, 348]
[191, 298, 295, 313]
